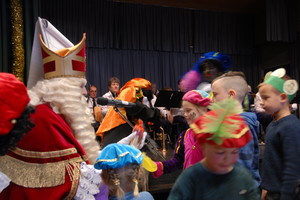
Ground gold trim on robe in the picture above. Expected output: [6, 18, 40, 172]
[12, 147, 78, 158]
[0, 155, 83, 188]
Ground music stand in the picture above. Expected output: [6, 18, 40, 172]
[154, 90, 184, 109]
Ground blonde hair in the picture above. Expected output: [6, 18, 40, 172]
[212, 71, 248, 103]
[101, 163, 141, 200]
[28, 77, 100, 163]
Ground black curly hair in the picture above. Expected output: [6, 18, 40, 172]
[199, 59, 224, 73]
[0, 106, 35, 156]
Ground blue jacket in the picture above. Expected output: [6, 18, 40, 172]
[240, 112, 261, 187]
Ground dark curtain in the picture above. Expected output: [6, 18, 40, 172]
[193, 10, 259, 88]
[87, 48, 201, 93]
[0, 0, 39, 82]
[266, 0, 297, 42]
[0, 0, 12, 73]
[40, 0, 190, 52]
[34, 0, 258, 93]
[193, 11, 254, 55]
[289, 33, 300, 82]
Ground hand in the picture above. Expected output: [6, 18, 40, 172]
[167, 112, 174, 123]
[117, 131, 147, 149]
[261, 189, 267, 200]
[152, 162, 164, 178]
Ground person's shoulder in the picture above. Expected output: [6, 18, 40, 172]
[31, 104, 68, 128]
[33, 104, 55, 117]
[240, 112, 259, 134]
[102, 91, 111, 98]
[240, 112, 257, 122]
[234, 164, 253, 178]
[275, 115, 300, 139]
[285, 114, 300, 123]
[182, 162, 204, 176]
[278, 114, 300, 128]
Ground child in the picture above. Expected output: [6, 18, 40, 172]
[211, 71, 261, 187]
[94, 143, 154, 200]
[258, 68, 300, 199]
[152, 90, 211, 177]
[168, 99, 259, 200]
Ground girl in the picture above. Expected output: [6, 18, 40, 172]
[94, 143, 154, 200]
[153, 90, 211, 177]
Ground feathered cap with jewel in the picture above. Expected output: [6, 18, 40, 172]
[94, 143, 143, 169]
[263, 68, 298, 101]
[182, 90, 211, 107]
[190, 98, 252, 148]
[193, 51, 232, 73]
[180, 51, 232, 92]
[0, 73, 30, 135]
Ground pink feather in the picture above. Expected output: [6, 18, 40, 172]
[180, 70, 201, 92]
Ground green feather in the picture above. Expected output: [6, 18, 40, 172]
[201, 98, 243, 142]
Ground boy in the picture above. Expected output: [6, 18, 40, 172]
[259, 68, 300, 199]
[168, 99, 259, 200]
[211, 71, 261, 187]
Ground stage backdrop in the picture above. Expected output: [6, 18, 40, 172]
[38, 0, 259, 94]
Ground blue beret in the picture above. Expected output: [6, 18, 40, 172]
[94, 143, 143, 170]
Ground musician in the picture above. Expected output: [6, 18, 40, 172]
[96, 78, 161, 147]
[101, 77, 120, 118]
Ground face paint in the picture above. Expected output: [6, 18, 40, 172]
[189, 112, 197, 120]
[182, 101, 208, 125]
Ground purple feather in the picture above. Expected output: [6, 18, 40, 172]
[180, 70, 201, 92]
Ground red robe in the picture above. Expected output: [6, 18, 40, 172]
[0, 104, 88, 200]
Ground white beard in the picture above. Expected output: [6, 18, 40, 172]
[28, 77, 100, 163]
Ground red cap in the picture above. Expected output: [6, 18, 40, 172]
[0, 73, 30, 135]
[190, 99, 252, 148]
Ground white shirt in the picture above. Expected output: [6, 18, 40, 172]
[101, 91, 117, 118]
[86, 96, 99, 115]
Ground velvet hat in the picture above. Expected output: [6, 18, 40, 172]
[0, 73, 30, 135]
[182, 90, 211, 107]
[190, 98, 252, 148]
[94, 143, 143, 170]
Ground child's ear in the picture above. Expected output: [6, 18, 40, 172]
[280, 93, 288, 102]
[228, 89, 236, 98]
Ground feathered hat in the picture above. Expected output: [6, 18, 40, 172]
[180, 51, 231, 92]
[190, 98, 252, 148]
[94, 143, 143, 169]
[182, 90, 211, 107]
[0, 73, 30, 135]
[193, 51, 232, 73]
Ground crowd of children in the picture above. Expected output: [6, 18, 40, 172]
[2, 53, 300, 200]
[1, 17, 300, 200]
[168, 99, 259, 199]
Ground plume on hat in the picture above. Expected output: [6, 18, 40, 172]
[190, 98, 252, 148]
